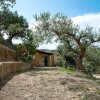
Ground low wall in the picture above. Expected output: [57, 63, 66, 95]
[0, 44, 16, 61]
[0, 62, 30, 80]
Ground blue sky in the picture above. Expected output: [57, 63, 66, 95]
[12, 0, 100, 49]
[12, 0, 100, 23]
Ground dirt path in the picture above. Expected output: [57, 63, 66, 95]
[0, 69, 100, 100]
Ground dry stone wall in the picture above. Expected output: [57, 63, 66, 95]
[0, 62, 30, 79]
[0, 44, 30, 80]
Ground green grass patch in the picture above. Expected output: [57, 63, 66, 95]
[82, 96, 88, 100]
[58, 67, 75, 74]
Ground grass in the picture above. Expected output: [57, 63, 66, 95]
[96, 89, 100, 95]
[58, 67, 100, 82]
[58, 66, 75, 74]
[82, 96, 88, 100]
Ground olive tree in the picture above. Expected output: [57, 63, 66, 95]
[0, 10, 28, 46]
[33, 12, 100, 70]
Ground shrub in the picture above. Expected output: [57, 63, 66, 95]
[16, 44, 34, 62]
[83, 46, 100, 74]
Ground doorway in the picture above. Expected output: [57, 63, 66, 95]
[43, 56, 48, 66]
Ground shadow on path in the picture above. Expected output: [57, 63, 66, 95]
[0, 67, 57, 91]
[0, 70, 28, 91]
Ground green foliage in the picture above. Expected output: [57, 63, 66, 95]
[57, 44, 66, 66]
[22, 30, 40, 49]
[58, 67, 75, 74]
[0, 0, 39, 64]
[16, 43, 36, 62]
[82, 96, 88, 100]
[34, 12, 100, 70]
[0, 0, 16, 9]
[83, 46, 100, 74]
[16, 30, 39, 62]
[16, 44, 28, 62]
[57, 38, 75, 67]
[0, 9, 28, 45]
[57, 58, 65, 67]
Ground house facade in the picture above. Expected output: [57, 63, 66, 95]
[32, 50, 57, 67]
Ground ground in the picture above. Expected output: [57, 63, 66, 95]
[0, 68, 100, 100]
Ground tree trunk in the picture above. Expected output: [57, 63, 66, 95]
[5, 37, 13, 48]
[6, 38, 12, 44]
[75, 48, 86, 70]
[75, 55, 84, 70]
[6, 33, 15, 47]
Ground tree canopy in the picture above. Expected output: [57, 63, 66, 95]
[0, 9, 28, 46]
[0, 0, 39, 62]
[33, 12, 100, 69]
[0, 0, 16, 9]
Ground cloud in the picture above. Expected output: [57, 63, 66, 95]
[12, 38, 22, 44]
[37, 42, 59, 50]
[29, 21, 39, 31]
[72, 13, 100, 30]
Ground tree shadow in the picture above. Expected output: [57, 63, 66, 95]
[0, 70, 29, 91]
[0, 67, 57, 91]
[0, 74, 14, 90]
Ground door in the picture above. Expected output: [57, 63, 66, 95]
[43, 56, 48, 66]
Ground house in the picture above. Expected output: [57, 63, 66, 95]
[32, 50, 57, 67]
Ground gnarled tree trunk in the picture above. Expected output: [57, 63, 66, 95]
[75, 47, 86, 70]
[5, 32, 16, 47]
[5, 35, 13, 48]
[75, 55, 84, 70]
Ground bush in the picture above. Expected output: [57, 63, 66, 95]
[16, 44, 34, 62]
[83, 46, 100, 74]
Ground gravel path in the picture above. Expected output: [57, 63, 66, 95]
[0, 69, 100, 100]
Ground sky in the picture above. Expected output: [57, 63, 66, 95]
[11, 0, 100, 49]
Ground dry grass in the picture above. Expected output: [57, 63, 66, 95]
[0, 68, 100, 100]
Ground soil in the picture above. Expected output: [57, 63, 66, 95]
[0, 69, 100, 100]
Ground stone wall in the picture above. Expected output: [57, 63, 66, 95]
[0, 44, 16, 61]
[0, 62, 30, 80]
[0, 44, 31, 80]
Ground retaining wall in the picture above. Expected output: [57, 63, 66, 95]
[0, 44, 16, 61]
[0, 62, 30, 80]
